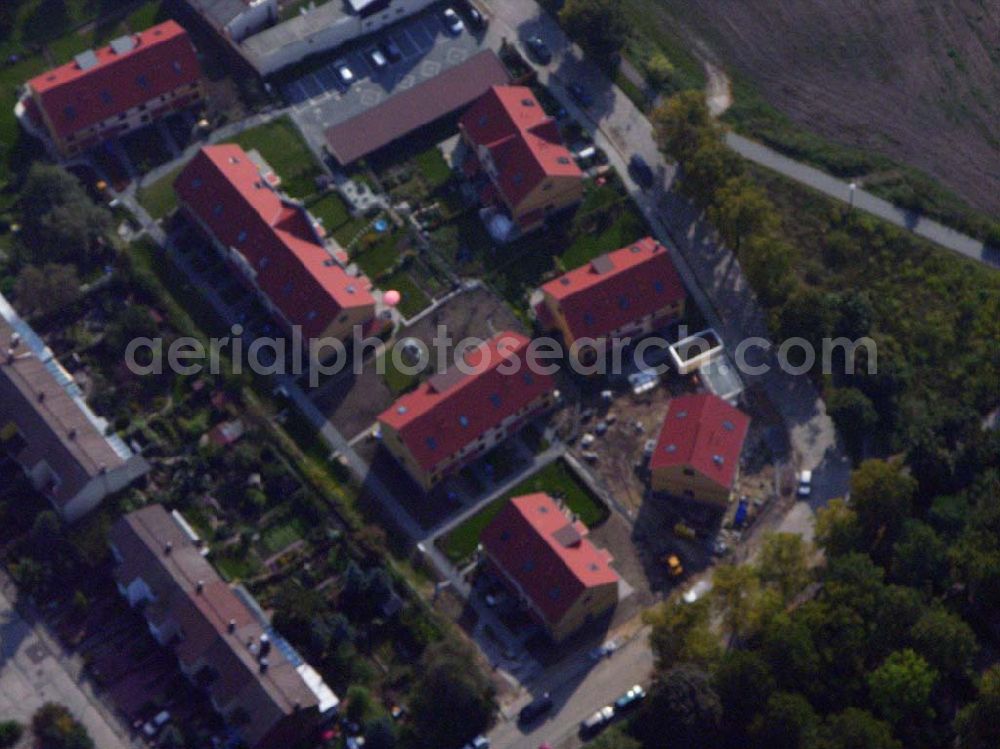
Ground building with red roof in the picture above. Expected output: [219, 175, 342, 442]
[459, 85, 584, 233]
[175, 144, 376, 341]
[536, 237, 686, 352]
[16, 21, 202, 158]
[650, 393, 750, 506]
[480, 493, 618, 641]
[377, 332, 558, 491]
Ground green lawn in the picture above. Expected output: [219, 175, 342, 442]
[413, 146, 453, 190]
[137, 165, 184, 220]
[380, 269, 430, 319]
[231, 116, 322, 199]
[562, 202, 649, 269]
[215, 548, 263, 581]
[439, 459, 610, 564]
[380, 344, 423, 395]
[352, 230, 402, 278]
[260, 516, 307, 555]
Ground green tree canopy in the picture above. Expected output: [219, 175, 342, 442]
[850, 459, 918, 556]
[13, 263, 80, 318]
[815, 707, 901, 749]
[32, 704, 94, 749]
[633, 665, 721, 749]
[559, 0, 628, 63]
[866, 649, 938, 726]
[748, 691, 819, 749]
[956, 665, 1000, 749]
[645, 597, 721, 671]
[908, 605, 978, 682]
[757, 532, 812, 602]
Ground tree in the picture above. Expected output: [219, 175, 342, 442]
[776, 287, 832, 355]
[908, 605, 978, 681]
[708, 177, 777, 254]
[748, 692, 819, 749]
[32, 703, 94, 749]
[645, 597, 721, 671]
[815, 708, 901, 749]
[740, 233, 796, 306]
[712, 563, 779, 644]
[826, 387, 879, 462]
[850, 459, 917, 555]
[105, 305, 159, 356]
[814, 499, 862, 557]
[0, 721, 23, 749]
[13, 263, 81, 317]
[889, 519, 949, 592]
[345, 685, 373, 723]
[831, 289, 874, 341]
[18, 165, 113, 268]
[586, 726, 641, 749]
[407, 640, 496, 748]
[681, 136, 744, 209]
[761, 614, 821, 698]
[712, 650, 775, 736]
[652, 91, 716, 163]
[559, 0, 627, 63]
[866, 649, 937, 726]
[633, 665, 721, 749]
[956, 665, 1000, 749]
[364, 716, 397, 749]
[757, 532, 812, 602]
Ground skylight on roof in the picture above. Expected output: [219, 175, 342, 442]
[557, 156, 570, 164]
[397, 405, 408, 415]
[630, 244, 642, 253]
[665, 444, 677, 453]
[654, 280, 665, 293]
[212, 203, 223, 216]
[713, 454, 725, 465]
[489, 393, 502, 408]
[676, 410, 687, 419]
[522, 560, 535, 572]
[459, 415, 469, 427]
[426, 436, 438, 450]
[521, 98, 535, 107]
[136, 74, 149, 89]
[722, 420, 735, 431]
[99, 90, 113, 104]
[237, 230, 247, 243]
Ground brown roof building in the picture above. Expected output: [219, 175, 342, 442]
[109, 505, 338, 749]
[0, 295, 149, 522]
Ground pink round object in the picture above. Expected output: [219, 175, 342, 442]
[384, 290, 401, 306]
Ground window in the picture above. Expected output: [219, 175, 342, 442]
[583, 312, 595, 327]
[618, 295, 630, 310]
[100, 90, 113, 104]
[426, 436, 438, 451]
[259, 256, 269, 269]
[192, 177, 202, 189]
[459, 415, 469, 428]
[136, 74, 149, 89]
[63, 105, 76, 121]
[489, 393, 502, 408]
[212, 203, 223, 217]
[722, 420, 735, 431]
[306, 311, 317, 321]
[172, 60, 182, 74]
[236, 230, 247, 243]
[522, 372, 534, 385]
[654, 280, 665, 293]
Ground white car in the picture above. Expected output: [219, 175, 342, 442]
[462, 737, 490, 749]
[797, 469, 813, 497]
[443, 7, 465, 35]
[142, 710, 170, 738]
[334, 61, 355, 86]
[365, 47, 388, 70]
[683, 580, 712, 604]
[581, 705, 614, 734]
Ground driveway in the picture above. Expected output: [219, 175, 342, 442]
[0, 576, 135, 749]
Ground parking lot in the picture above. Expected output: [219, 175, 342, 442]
[284, 7, 491, 154]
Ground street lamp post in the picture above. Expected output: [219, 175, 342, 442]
[849, 182, 857, 210]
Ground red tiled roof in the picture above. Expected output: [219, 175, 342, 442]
[175, 145, 374, 339]
[27, 21, 200, 138]
[460, 86, 582, 208]
[481, 493, 618, 625]
[540, 237, 686, 340]
[324, 50, 509, 165]
[378, 332, 556, 473]
[650, 393, 750, 489]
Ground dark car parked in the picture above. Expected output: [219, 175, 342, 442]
[567, 82, 594, 107]
[525, 35, 553, 64]
[518, 693, 554, 724]
[629, 154, 655, 188]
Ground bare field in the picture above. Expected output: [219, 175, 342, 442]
[653, 0, 1000, 213]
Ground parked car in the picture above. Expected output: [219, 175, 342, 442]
[580, 705, 614, 736]
[567, 81, 594, 107]
[683, 579, 712, 603]
[443, 7, 465, 35]
[381, 39, 403, 62]
[462, 1, 487, 30]
[643, 438, 657, 458]
[615, 685, 647, 712]
[664, 554, 684, 577]
[588, 638, 620, 661]
[365, 46, 388, 70]
[519, 693, 554, 724]
[526, 35, 553, 64]
[142, 710, 170, 738]
[462, 736, 490, 749]
[797, 469, 813, 497]
[629, 154, 655, 188]
[334, 61, 355, 86]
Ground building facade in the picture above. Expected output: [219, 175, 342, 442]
[536, 237, 686, 352]
[16, 21, 202, 158]
[175, 144, 376, 342]
[460, 86, 584, 233]
[650, 393, 750, 506]
[0, 296, 149, 522]
[377, 332, 558, 491]
[480, 493, 618, 642]
[110, 505, 338, 749]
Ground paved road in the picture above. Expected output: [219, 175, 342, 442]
[0, 575, 136, 749]
[727, 133, 999, 269]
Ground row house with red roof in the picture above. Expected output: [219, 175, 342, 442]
[459, 85, 584, 234]
[16, 21, 203, 159]
[481, 493, 619, 642]
[650, 393, 750, 506]
[535, 237, 687, 356]
[175, 144, 376, 343]
[377, 332, 558, 491]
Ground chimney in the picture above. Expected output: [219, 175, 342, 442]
[164, 541, 173, 555]
[37, 391, 45, 403]
[228, 619, 237, 633]
[196, 580, 204, 594]
[259, 657, 269, 674]
[68, 429, 77, 441]
[259, 634, 271, 657]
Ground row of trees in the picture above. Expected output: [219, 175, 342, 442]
[625, 448, 1000, 749]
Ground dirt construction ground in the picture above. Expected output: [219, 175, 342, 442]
[659, 0, 1000, 214]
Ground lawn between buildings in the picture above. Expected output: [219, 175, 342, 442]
[438, 458, 611, 566]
